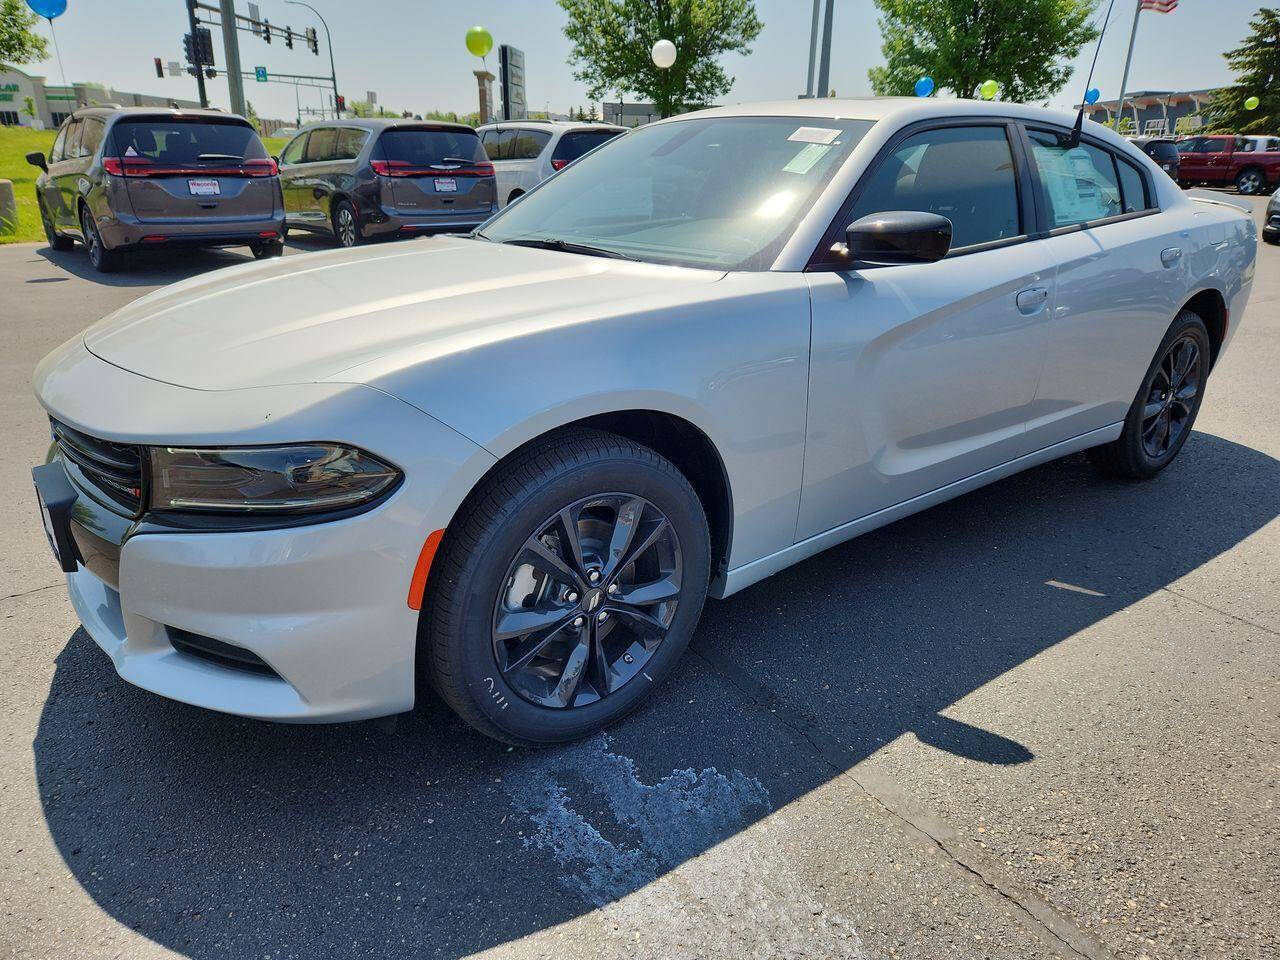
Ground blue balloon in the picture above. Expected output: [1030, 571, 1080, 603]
[26, 0, 67, 18]
[1085, 87, 1101, 105]
[914, 76, 935, 98]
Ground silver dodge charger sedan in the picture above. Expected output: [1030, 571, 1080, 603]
[31, 99, 1256, 744]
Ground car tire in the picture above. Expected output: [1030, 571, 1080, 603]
[1235, 167, 1266, 195]
[79, 206, 120, 273]
[332, 199, 361, 247]
[251, 240, 285, 259]
[1088, 310, 1211, 479]
[39, 199, 73, 251]
[507, 190, 524, 206]
[421, 428, 711, 745]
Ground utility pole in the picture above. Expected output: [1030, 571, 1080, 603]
[804, 0, 820, 97]
[185, 0, 209, 107]
[219, 0, 246, 117]
[815, 0, 835, 98]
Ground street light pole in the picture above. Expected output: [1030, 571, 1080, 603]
[284, 0, 339, 118]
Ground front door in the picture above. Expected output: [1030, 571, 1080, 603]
[798, 123, 1053, 541]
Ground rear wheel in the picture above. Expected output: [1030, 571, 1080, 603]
[332, 199, 361, 247]
[39, 199, 73, 251]
[1236, 167, 1266, 195]
[422, 429, 711, 745]
[507, 190, 524, 206]
[251, 240, 285, 259]
[1088, 310, 1211, 479]
[79, 206, 120, 273]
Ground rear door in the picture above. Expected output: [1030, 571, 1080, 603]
[109, 117, 278, 225]
[376, 126, 494, 218]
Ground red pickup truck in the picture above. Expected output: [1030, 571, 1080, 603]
[1176, 134, 1280, 195]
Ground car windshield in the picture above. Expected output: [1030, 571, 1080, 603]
[110, 120, 266, 162]
[479, 115, 875, 270]
[376, 128, 487, 165]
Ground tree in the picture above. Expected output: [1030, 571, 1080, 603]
[868, 0, 1099, 103]
[586, 103, 599, 122]
[558, 0, 762, 118]
[0, 0, 48, 67]
[1204, 7, 1280, 134]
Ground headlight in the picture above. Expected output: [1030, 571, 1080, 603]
[149, 444, 401, 514]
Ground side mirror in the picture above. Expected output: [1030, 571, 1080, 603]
[26, 151, 48, 173]
[835, 210, 952, 266]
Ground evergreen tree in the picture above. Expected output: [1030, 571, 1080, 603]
[1205, 7, 1280, 134]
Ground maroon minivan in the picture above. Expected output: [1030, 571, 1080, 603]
[27, 107, 285, 272]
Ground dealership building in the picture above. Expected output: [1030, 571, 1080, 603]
[1081, 88, 1223, 137]
[0, 65, 201, 130]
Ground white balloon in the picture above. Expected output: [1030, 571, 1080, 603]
[651, 39, 677, 69]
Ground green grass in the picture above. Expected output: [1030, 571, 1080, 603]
[0, 129, 292, 244]
[0, 127, 57, 244]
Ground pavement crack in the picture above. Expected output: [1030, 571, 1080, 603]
[689, 641, 1115, 960]
[1159, 586, 1280, 638]
[0, 582, 63, 604]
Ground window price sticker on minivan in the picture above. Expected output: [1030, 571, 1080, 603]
[188, 179, 221, 196]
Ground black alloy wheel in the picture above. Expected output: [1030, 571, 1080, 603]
[1141, 335, 1201, 459]
[492, 493, 683, 709]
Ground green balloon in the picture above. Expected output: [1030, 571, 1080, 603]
[1245, 95, 1260, 111]
[980, 79, 999, 100]
[465, 26, 493, 58]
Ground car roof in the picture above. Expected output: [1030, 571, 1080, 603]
[71, 106, 250, 123]
[476, 120, 625, 132]
[306, 118, 476, 133]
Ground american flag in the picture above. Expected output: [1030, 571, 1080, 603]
[1139, 0, 1178, 12]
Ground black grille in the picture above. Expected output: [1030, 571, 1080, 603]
[169, 628, 280, 677]
[51, 419, 144, 515]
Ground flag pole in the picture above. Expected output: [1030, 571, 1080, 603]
[1116, 0, 1143, 133]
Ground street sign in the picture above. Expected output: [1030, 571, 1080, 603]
[168, 61, 181, 77]
[248, 3, 261, 36]
[255, 66, 268, 82]
[499, 45, 526, 121]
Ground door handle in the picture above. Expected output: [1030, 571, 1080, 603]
[1161, 246, 1182, 267]
[1015, 286, 1049, 314]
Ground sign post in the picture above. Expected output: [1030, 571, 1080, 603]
[499, 45, 526, 121]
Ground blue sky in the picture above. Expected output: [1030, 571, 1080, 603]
[17, 1, 1263, 122]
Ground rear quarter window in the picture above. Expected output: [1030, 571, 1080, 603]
[552, 130, 623, 164]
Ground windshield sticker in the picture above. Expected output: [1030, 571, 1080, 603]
[788, 126, 841, 145]
[783, 142, 831, 175]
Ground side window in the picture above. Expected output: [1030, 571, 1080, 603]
[63, 120, 83, 160]
[50, 123, 68, 162]
[334, 127, 367, 160]
[1204, 137, 1230, 154]
[79, 118, 105, 158]
[1116, 157, 1151, 213]
[1027, 130, 1123, 227]
[1176, 137, 1201, 154]
[1235, 137, 1252, 152]
[848, 125, 1022, 249]
[509, 128, 551, 160]
[280, 132, 308, 164]
[484, 127, 515, 160]
[303, 127, 337, 162]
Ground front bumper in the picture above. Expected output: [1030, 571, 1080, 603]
[34, 339, 496, 722]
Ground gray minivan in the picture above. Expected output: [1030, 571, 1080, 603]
[27, 107, 285, 272]
[276, 119, 497, 246]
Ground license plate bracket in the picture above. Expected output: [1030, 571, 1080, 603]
[32, 462, 80, 573]
[433, 177, 458, 193]
[188, 178, 221, 196]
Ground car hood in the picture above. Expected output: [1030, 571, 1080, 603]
[83, 236, 723, 392]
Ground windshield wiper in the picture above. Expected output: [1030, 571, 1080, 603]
[196, 153, 244, 163]
[502, 237, 637, 261]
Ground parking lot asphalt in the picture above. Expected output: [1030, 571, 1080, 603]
[1, 206, 1277, 960]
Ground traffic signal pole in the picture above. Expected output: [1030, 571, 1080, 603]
[284, 1, 340, 118]
[219, 0, 247, 116]
[186, 0, 209, 107]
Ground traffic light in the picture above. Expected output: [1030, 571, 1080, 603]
[184, 28, 214, 65]
[285, 27, 293, 49]
[154, 57, 164, 78]
[183, 33, 195, 64]
[262, 18, 271, 43]
[306, 26, 318, 55]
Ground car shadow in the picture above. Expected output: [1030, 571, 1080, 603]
[31, 432, 1280, 958]
[34, 243, 260, 287]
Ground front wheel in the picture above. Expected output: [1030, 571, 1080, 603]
[421, 429, 711, 745]
[39, 199, 73, 251]
[1088, 310, 1211, 478]
[1236, 167, 1266, 195]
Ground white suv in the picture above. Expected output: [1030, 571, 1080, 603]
[476, 120, 624, 207]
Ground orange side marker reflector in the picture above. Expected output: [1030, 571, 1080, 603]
[407, 529, 445, 610]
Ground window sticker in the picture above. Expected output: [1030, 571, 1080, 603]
[783, 142, 832, 175]
[788, 126, 841, 145]
[1034, 144, 1110, 225]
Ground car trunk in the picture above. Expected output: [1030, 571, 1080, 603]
[374, 127, 495, 218]
[109, 117, 279, 225]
